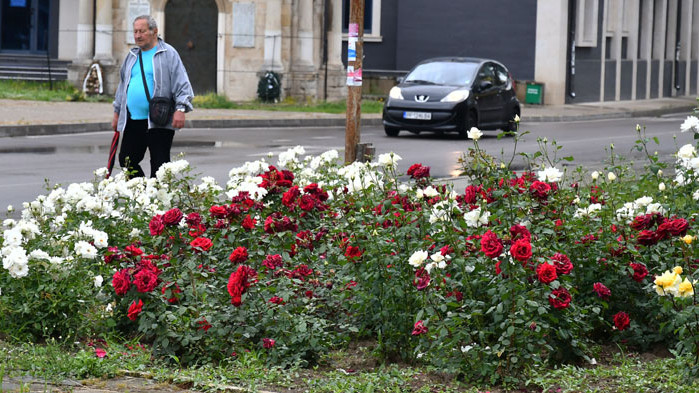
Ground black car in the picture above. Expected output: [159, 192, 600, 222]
[382, 57, 520, 137]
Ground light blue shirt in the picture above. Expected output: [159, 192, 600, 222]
[126, 47, 157, 120]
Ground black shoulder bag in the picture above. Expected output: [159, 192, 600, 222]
[138, 50, 175, 127]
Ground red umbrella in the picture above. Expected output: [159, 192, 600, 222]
[106, 131, 120, 179]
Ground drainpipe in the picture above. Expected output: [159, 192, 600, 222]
[567, 0, 576, 99]
[323, 0, 329, 100]
[92, 0, 97, 58]
[674, 0, 681, 92]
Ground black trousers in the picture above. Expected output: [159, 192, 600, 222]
[118, 115, 175, 178]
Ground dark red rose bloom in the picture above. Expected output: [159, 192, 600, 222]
[298, 194, 317, 211]
[407, 163, 430, 180]
[190, 237, 213, 252]
[282, 186, 300, 207]
[161, 282, 182, 303]
[411, 320, 428, 336]
[127, 299, 143, 321]
[551, 253, 573, 275]
[241, 214, 257, 231]
[269, 296, 285, 305]
[149, 214, 165, 236]
[495, 260, 502, 275]
[536, 262, 558, 284]
[414, 267, 431, 291]
[593, 282, 611, 299]
[227, 265, 257, 306]
[133, 269, 159, 293]
[629, 263, 648, 282]
[440, 244, 454, 256]
[104, 246, 123, 264]
[529, 181, 551, 200]
[549, 287, 572, 309]
[509, 224, 531, 242]
[209, 205, 228, 218]
[463, 185, 483, 204]
[112, 269, 131, 296]
[185, 212, 202, 227]
[197, 318, 212, 332]
[188, 223, 206, 237]
[481, 230, 504, 258]
[288, 264, 313, 280]
[344, 245, 362, 260]
[613, 311, 630, 331]
[510, 238, 532, 262]
[264, 212, 298, 234]
[124, 244, 143, 257]
[262, 254, 283, 270]
[262, 338, 276, 349]
[229, 246, 249, 264]
[447, 290, 463, 301]
[162, 208, 184, 226]
[636, 230, 659, 246]
[668, 218, 690, 236]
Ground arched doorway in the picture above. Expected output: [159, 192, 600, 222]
[165, 0, 217, 95]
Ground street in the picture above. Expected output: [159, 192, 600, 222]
[0, 113, 694, 214]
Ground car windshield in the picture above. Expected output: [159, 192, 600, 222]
[404, 61, 479, 86]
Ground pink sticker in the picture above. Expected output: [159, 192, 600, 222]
[349, 23, 359, 37]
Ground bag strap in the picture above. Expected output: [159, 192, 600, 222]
[138, 50, 151, 103]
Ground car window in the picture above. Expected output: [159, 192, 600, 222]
[476, 63, 496, 85]
[494, 64, 508, 86]
[404, 61, 479, 86]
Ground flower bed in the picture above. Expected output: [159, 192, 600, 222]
[1, 117, 698, 383]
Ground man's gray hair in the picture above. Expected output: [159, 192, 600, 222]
[134, 15, 157, 31]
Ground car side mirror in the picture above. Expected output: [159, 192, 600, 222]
[479, 80, 493, 91]
[396, 76, 404, 84]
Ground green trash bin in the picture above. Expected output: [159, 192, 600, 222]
[525, 82, 544, 105]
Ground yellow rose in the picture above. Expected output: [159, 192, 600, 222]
[682, 235, 694, 245]
[673, 266, 683, 275]
[678, 278, 694, 298]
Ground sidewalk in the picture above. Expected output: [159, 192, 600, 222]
[0, 96, 695, 138]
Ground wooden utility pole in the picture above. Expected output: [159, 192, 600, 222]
[344, 0, 364, 163]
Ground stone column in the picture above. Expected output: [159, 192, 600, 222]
[327, 0, 343, 68]
[75, 0, 94, 61]
[297, 0, 314, 67]
[93, 0, 113, 62]
[534, 0, 568, 105]
[263, 0, 284, 71]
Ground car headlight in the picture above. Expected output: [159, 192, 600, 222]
[389, 86, 404, 100]
[440, 89, 470, 103]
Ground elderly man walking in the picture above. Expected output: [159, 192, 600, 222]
[110, 15, 194, 178]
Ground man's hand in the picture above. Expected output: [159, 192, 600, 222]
[112, 112, 119, 131]
[172, 111, 185, 129]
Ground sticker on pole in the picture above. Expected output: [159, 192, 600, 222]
[349, 23, 359, 38]
[353, 68, 362, 86]
[347, 38, 357, 61]
[347, 66, 355, 86]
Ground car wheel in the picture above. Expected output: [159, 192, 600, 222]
[503, 106, 520, 133]
[384, 126, 400, 137]
[459, 110, 477, 138]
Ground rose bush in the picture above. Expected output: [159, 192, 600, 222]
[0, 117, 697, 382]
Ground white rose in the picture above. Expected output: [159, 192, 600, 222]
[94, 275, 103, 288]
[591, 171, 600, 180]
[607, 172, 617, 181]
[408, 250, 429, 268]
[658, 182, 666, 191]
[537, 167, 563, 183]
[467, 127, 483, 140]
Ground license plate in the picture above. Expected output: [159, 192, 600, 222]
[403, 111, 432, 120]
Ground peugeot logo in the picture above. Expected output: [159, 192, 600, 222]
[414, 95, 429, 102]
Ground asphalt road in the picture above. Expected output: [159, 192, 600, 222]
[0, 113, 694, 215]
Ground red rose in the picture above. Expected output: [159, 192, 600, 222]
[227, 265, 257, 306]
[190, 237, 213, 252]
[551, 253, 573, 275]
[344, 245, 362, 260]
[262, 338, 276, 349]
[263, 254, 283, 270]
[133, 269, 159, 293]
[668, 218, 690, 236]
[411, 320, 428, 336]
[298, 194, 317, 211]
[529, 181, 551, 200]
[149, 215, 165, 236]
[127, 299, 143, 321]
[124, 244, 143, 257]
[481, 230, 504, 258]
[509, 224, 531, 242]
[548, 287, 572, 309]
[510, 238, 532, 262]
[229, 246, 248, 264]
[495, 260, 502, 275]
[613, 311, 630, 331]
[161, 282, 182, 303]
[282, 186, 300, 207]
[593, 282, 611, 299]
[407, 163, 430, 180]
[636, 230, 659, 246]
[185, 212, 202, 227]
[269, 296, 285, 305]
[197, 318, 212, 332]
[112, 269, 131, 296]
[209, 205, 228, 218]
[629, 263, 648, 282]
[536, 262, 558, 284]
[162, 208, 183, 226]
[463, 185, 483, 204]
[241, 215, 257, 231]
[414, 268, 431, 291]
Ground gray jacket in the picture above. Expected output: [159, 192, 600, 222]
[113, 38, 194, 132]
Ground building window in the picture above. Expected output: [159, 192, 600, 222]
[576, 0, 599, 47]
[342, 0, 382, 42]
